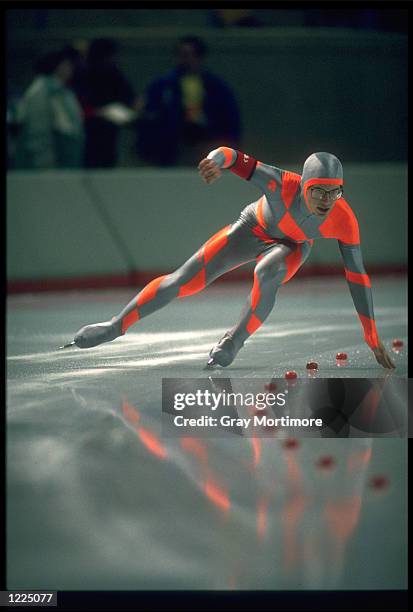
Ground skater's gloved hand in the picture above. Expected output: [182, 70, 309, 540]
[198, 158, 222, 184]
[371, 339, 396, 369]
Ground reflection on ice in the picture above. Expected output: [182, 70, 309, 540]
[53, 383, 381, 589]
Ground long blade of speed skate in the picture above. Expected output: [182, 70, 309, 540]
[58, 341, 76, 350]
[203, 357, 218, 370]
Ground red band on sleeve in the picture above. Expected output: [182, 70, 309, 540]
[230, 151, 257, 180]
[345, 269, 371, 287]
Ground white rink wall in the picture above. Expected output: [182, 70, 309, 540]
[7, 163, 407, 281]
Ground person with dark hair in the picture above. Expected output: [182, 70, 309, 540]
[137, 36, 241, 166]
[13, 48, 84, 169]
[178, 35, 207, 57]
[77, 38, 139, 168]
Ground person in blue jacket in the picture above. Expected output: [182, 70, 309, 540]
[137, 36, 241, 166]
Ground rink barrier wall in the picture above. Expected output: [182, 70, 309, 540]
[7, 164, 407, 293]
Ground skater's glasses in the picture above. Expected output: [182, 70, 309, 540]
[310, 187, 343, 201]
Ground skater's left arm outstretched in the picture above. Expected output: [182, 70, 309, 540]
[336, 207, 395, 369]
[198, 146, 283, 194]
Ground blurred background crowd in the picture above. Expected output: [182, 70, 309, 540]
[7, 7, 407, 171]
[8, 34, 241, 170]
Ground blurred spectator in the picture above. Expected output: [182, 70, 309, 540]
[13, 48, 84, 170]
[77, 38, 140, 168]
[137, 36, 241, 166]
[65, 40, 89, 97]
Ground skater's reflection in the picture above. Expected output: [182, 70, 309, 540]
[69, 385, 388, 589]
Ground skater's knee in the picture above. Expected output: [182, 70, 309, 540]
[159, 272, 178, 289]
[255, 263, 284, 287]
[152, 273, 182, 300]
[163, 263, 208, 298]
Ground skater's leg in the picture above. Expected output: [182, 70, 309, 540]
[74, 221, 258, 348]
[208, 240, 313, 367]
[116, 225, 234, 331]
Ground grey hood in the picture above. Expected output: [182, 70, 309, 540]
[301, 152, 343, 202]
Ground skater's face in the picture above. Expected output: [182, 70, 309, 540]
[306, 183, 343, 217]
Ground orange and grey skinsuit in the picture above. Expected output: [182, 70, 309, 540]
[74, 147, 379, 366]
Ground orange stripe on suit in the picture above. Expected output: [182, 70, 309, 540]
[278, 212, 308, 242]
[283, 244, 303, 284]
[217, 146, 235, 168]
[203, 225, 231, 264]
[137, 275, 167, 307]
[359, 314, 379, 349]
[281, 172, 301, 208]
[257, 196, 268, 228]
[251, 271, 261, 310]
[345, 269, 371, 287]
[246, 313, 262, 335]
[121, 309, 139, 334]
[178, 268, 206, 297]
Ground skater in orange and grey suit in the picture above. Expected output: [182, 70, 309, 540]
[68, 146, 395, 370]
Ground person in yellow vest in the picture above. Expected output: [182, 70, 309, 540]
[137, 36, 241, 166]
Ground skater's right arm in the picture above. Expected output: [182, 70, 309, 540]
[199, 146, 283, 194]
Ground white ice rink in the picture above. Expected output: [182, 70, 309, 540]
[6, 276, 408, 590]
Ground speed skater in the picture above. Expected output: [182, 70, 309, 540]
[64, 146, 395, 370]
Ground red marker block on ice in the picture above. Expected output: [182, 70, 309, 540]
[369, 475, 389, 491]
[306, 361, 318, 370]
[283, 438, 300, 450]
[336, 352, 348, 360]
[284, 370, 297, 380]
[316, 455, 336, 470]
[392, 339, 404, 348]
